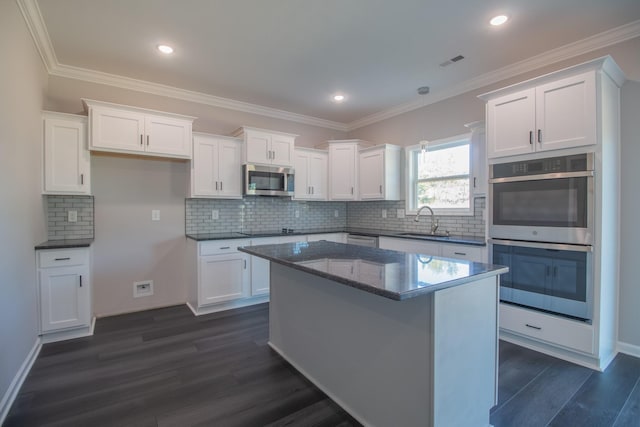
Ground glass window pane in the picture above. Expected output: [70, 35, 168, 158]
[417, 178, 470, 209]
[417, 144, 470, 179]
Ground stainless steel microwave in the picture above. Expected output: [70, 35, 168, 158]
[243, 164, 294, 197]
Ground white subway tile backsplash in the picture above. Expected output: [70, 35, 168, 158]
[45, 195, 94, 240]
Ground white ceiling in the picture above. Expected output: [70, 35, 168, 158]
[28, 0, 640, 128]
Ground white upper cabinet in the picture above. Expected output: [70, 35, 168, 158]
[190, 133, 242, 199]
[294, 148, 327, 200]
[326, 140, 370, 201]
[233, 126, 297, 167]
[83, 99, 195, 159]
[483, 66, 608, 159]
[465, 121, 487, 196]
[358, 145, 401, 200]
[43, 112, 91, 195]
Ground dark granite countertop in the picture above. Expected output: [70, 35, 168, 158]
[187, 227, 485, 246]
[238, 241, 507, 301]
[35, 238, 94, 250]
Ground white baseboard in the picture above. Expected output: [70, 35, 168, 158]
[0, 338, 42, 424]
[618, 341, 640, 358]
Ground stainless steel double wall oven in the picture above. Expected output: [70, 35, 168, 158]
[489, 153, 594, 321]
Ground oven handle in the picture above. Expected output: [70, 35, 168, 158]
[488, 238, 593, 252]
[489, 170, 594, 184]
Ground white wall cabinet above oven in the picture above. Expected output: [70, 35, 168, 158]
[42, 112, 91, 195]
[83, 99, 195, 159]
[480, 57, 625, 160]
[190, 133, 243, 199]
[232, 126, 297, 167]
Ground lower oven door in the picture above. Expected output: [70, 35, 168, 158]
[490, 239, 593, 321]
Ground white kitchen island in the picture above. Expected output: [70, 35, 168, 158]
[239, 241, 508, 427]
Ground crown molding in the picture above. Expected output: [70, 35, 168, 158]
[16, 0, 639, 133]
[16, 0, 57, 72]
[346, 19, 640, 131]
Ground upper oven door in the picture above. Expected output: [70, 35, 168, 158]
[489, 172, 594, 244]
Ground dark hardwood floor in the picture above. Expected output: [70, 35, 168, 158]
[4, 303, 640, 427]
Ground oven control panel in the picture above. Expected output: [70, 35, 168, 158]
[492, 153, 591, 178]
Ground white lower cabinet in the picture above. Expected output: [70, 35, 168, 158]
[190, 239, 251, 315]
[250, 236, 305, 296]
[306, 233, 346, 243]
[37, 248, 92, 342]
[379, 236, 486, 262]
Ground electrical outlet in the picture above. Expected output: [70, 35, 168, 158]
[295, 210, 300, 218]
[152, 210, 160, 221]
[334, 210, 339, 218]
[133, 280, 154, 298]
[397, 209, 405, 219]
[212, 209, 219, 220]
[381, 209, 387, 219]
[68, 210, 77, 222]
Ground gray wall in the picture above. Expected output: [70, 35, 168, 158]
[619, 81, 640, 347]
[0, 0, 48, 411]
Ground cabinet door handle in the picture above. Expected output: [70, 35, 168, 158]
[529, 131, 533, 145]
[147, 135, 150, 146]
[312, 186, 314, 194]
[379, 184, 382, 194]
[54, 257, 71, 261]
[215, 181, 218, 190]
[537, 129, 542, 143]
[351, 187, 354, 195]
[220, 246, 230, 250]
[525, 323, 542, 330]
[243, 260, 247, 269]
[140, 134, 143, 146]
[220, 181, 223, 191]
[80, 174, 84, 185]
[473, 177, 477, 188]
[79, 275, 83, 287]
[454, 252, 466, 256]
[308, 186, 311, 194]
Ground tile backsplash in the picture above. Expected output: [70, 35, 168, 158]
[347, 197, 486, 239]
[186, 197, 347, 234]
[46, 195, 94, 240]
[186, 196, 485, 239]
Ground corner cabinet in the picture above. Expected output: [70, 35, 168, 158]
[358, 144, 401, 200]
[42, 112, 91, 195]
[232, 126, 296, 167]
[190, 133, 243, 199]
[294, 148, 328, 200]
[37, 247, 93, 343]
[83, 99, 195, 159]
[325, 139, 371, 201]
[480, 58, 624, 160]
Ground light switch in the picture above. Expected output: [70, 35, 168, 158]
[152, 210, 160, 221]
[295, 210, 300, 218]
[397, 209, 405, 219]
[381, 209, 387, 218]
[68, 210, 77, 222]
[212, 210, 219, 220]
[334, 210, 339, 218]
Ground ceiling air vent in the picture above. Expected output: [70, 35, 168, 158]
[440, 55, 465, 67]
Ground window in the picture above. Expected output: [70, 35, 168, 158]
[406, 134, 472, 215]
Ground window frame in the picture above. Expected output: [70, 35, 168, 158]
[405, 132, 474, 216]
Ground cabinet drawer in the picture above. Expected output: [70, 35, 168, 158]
[440, 244, 483, 262]
[500, 303, 594, 354]
[199, 239, 250, 256]
[38, 249, 89, 268]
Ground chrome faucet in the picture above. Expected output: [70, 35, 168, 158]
[414, 205, 439, 234]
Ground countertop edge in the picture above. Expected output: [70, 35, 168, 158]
[35, 239, 94, 250]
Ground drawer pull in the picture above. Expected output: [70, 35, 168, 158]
[54, 257, 71, 261]
[219, 246, 230, 250]
[525, 323, 542, 330]
[79, 275, 83, 287]
[454, 252, 466, 256]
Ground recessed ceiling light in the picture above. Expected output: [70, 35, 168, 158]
[157, 44, 174, 54]
[490, 15, 509, 26]
[332, 94, 346, 103]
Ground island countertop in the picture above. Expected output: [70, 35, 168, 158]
[238, 241, 507, 301]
